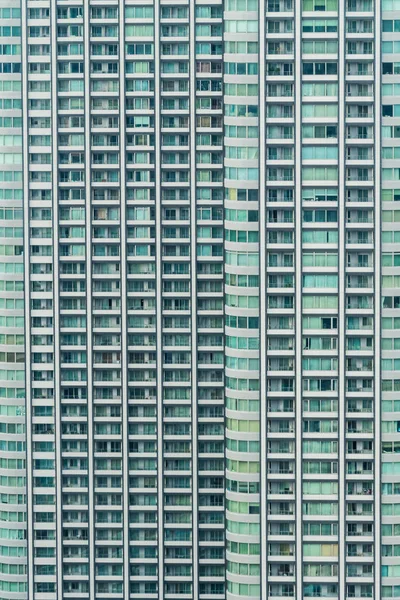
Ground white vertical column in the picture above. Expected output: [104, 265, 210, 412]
[294, 1, 303, 597]
[374, 0, 382, 595]
[153, 1, 164, 596]
[258, 0, 268, 594]
[338, 0, 346, 596]
[189, 1, 199, 596]
[83, 3, 95, 597]
[50, 1, 63, 597]
[20, 2, 33, 597]
[118, 0, 130, 596]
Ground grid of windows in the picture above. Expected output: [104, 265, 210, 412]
[21, 0, 224, 599]
[0, 2, 27, 599]
[0, 0, 393, 598]
[382, 1, 400, 598]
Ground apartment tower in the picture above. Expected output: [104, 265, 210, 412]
[0, 0, 399, 598]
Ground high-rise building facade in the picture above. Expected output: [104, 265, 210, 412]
[0, 0, 400, 598]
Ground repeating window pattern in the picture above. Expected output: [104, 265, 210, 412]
[382, 1, 400, 598]
[0, 0, 387, 598]
[20, 0, 224, 599]
[0, 1, 27, 598]
[226, 0, 379, 598]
